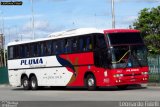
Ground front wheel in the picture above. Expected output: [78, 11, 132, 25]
[30, 76, 38, 90]
[85, 74, 96, 90]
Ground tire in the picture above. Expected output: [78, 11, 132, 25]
[117, 85, 128, 90]
[21, 76, 30, 90]
[30, 76, 38, 90]
[85, 74, 96, 90]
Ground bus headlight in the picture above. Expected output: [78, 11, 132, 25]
[114, 74, 123, 77]
[104, 71, 108, 77]
[141, 72, 148, 75]
[119, 74, 123, 77]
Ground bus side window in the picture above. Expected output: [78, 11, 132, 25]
[37, 42, 41, 57]
[47, 41, 52, 56]
[72, 38, 78, 53]
[86, 36, 92, 51]
[79, 36, 92, 52]
[30, 44, 34, 57]
[64, 39, 68, 53]
[55, 41, 61, 54]
[55, 41, 59, 54]
[14, 46, 20, 59]
[40, 42, 44, 56]
[52, 41, 62, 55]
[20, 45, 25, 58]
[94, 34, 106, 50]
[56, 40, 64, 54]
[97, 35, 107, 49]
[14, 46, 17, 58]
[24, 45, 28, 58]
[61, 40, 65, 54]
[8, 46, 14, 59]
[94, 34, 109, 68]
[52, 41, 56, 55]
[29, 44, 32, 57]
[33, 43, 38, 57]
[44, 42, 47, 55]
[64, 39, 71, 53]
[79, 38, 84, 52]
[43, 42, 47, 56]
[19, 46, 21, 58]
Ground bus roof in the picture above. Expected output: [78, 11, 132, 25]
[49, 28, 103, 38]
[104, 29, 140, 34]
[7, 28, 140, 46]
[7, 28, 103, 46]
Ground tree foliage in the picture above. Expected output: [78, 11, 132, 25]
[133, 6, 160, 54]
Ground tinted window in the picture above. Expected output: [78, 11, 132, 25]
[37, 42, 41, 56]
[72, 38, 79, 53]
[8, 34, 96, 59]
[47, 41, 52, 56]
[79, 37, 84, 51]
[86, 36, 92, 51]
[8, 47, 14, 59]
[40, 42, 44, 56]
[52, 41, 56, 54]
[79, 35, 93, 52]
[54, 40, 63, 54]
[94, 34, 106, 49]
[30, 44, 34, 57]
[24, 44, 29, 58]
[64, 39, 71, 53]
[60, 40, 65, 53]
[20, 45, 25, 58]
[32, 43, 38, 57]
[108, 33, 143, 45]
[14, 46, 20, 58]
[43, 42, 48, 56]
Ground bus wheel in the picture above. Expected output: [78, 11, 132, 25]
[30, 76, 38, 90]
[85, 74, 96, 90]
[22, 76, 30, 90]
[117, 85, 128, 90]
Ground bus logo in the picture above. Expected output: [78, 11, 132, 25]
[20, 58, 43, 65]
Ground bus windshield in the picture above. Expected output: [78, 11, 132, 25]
[108, 32, 144, 45]
[105, 32, 147, 69]
[111, 45, 148, 68]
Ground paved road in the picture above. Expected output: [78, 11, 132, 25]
[0, 85, 160, 101]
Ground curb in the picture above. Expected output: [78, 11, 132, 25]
[147, 83, 160, 87]
[0, 84, 10, 87]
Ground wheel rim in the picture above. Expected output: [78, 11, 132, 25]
[23, 80, 28, 87]
[31, 80, 36, 88]
[88, 78, 94, 87]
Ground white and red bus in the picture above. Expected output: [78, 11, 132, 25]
[7, 28, 149, 90]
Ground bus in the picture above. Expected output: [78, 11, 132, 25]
[7, 28, 149, 90]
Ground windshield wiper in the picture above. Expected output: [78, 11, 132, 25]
[112, 50, 130, 64]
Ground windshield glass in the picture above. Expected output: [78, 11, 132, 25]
[108, 33, 144, 45]
[111, 45, 148, 68]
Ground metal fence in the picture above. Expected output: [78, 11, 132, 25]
[148, 55, 160, 83]
[0, 67, 9, 84]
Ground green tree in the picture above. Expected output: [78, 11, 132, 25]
[133, 6, 160, 54]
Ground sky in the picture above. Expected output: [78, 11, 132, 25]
[0, 0, 159, 45]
